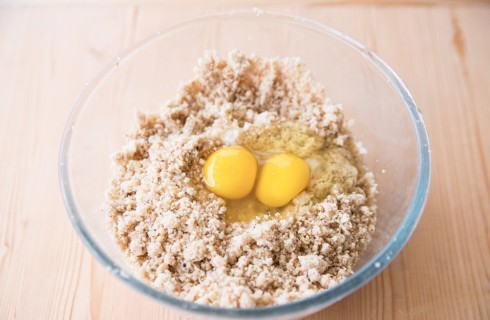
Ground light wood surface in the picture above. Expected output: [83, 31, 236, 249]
[1, 1, 489, 319]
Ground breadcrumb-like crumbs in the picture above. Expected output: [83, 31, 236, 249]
[103, 51, 377, 308]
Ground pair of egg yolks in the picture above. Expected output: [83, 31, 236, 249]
[203, 146, 310, 207]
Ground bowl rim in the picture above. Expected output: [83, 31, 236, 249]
[59, 9, 431, 319]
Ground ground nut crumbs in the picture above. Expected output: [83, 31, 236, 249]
[103, 51, 377, 308]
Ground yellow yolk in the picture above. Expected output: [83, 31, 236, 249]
[255, 153, 310, 207]
[203, 146, 258, 200]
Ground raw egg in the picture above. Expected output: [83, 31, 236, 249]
[203, 146, 257, 200]
[255, 153, 310, 207]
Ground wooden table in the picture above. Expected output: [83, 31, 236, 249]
[1, 0, 489, 319]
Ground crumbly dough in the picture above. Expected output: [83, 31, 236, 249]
[104, 51, 377, 308]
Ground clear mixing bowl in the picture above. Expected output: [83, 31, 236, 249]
[59, 9, 430, 319]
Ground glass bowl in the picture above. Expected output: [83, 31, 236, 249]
[59, 9, 430, 319]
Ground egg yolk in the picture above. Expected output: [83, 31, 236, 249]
[203, 146, 258, 200]
[255, 153, 310, 207]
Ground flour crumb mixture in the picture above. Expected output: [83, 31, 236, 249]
[104, 51, 377, 308]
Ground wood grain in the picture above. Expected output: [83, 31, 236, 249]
[0, 1, 489, 319]
[2, 0, 490, 6]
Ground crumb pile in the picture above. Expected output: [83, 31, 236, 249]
[104, 51, 377, 307]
